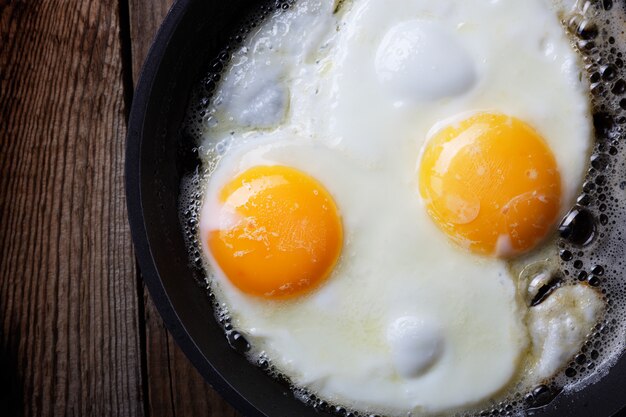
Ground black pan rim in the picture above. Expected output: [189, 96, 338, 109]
[125, 1, 626, 416]
[125, 1, 265, 416]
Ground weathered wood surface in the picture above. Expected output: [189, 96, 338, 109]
[0, 0, 143, 415]
[0, 0, 240, 415]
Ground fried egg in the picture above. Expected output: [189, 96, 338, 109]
[190, 0, 607, 415]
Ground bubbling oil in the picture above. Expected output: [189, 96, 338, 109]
[178, 0, 626, 416]
[544, 0, 626, 397]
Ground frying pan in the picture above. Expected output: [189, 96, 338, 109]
[125, 0, 626, 415]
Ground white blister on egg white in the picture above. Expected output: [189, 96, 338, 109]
[375, 20, 477, 103]
[386, 316, 444, 378]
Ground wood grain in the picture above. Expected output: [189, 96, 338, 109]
[0, 0, 143, 416]
[128, 0, 176, 84]
[127, 1, 241, 416]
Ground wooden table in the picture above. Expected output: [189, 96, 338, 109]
[0, 1, 241, 415]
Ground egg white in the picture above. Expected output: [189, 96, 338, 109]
[200, 137, 528, 414]
[196, 0, 597, 415]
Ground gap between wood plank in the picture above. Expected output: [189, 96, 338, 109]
[118, 0, 136, 119]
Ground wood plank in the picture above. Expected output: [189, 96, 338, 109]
[0, 0, 143, 416]
[128, 0, 176, 84]
[127, 1, 241, 415]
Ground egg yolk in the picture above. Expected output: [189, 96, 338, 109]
[208, 166, 343, 298]
[419, 113, 562, 257]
